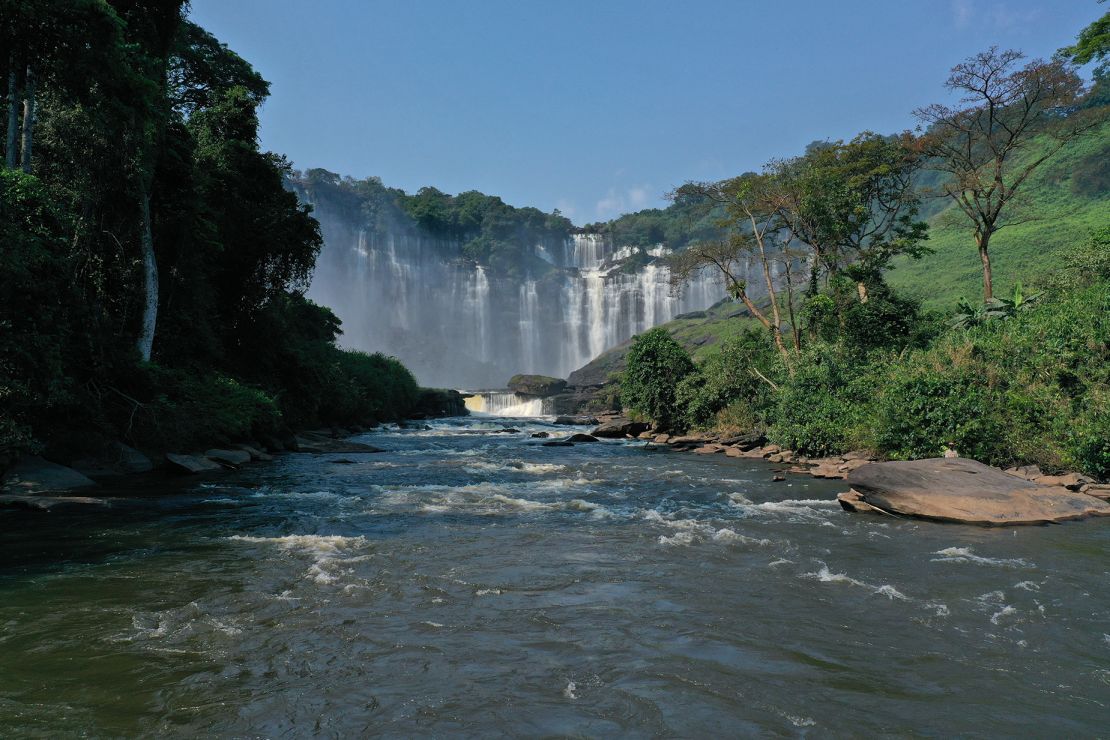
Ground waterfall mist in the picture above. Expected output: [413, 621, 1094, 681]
[301, 184, 742, 389]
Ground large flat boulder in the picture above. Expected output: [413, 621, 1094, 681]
[2, 456, 98, 494]
[846, 458, 1110, 525]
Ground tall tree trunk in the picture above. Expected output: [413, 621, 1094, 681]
[19, 65, 34, 173]
[784, 261, 801, 352]
[856, 282, 869, 303]
[136, 187, 158, 361]
[5, 61, 19, 170]
[977, 230, 994, 302]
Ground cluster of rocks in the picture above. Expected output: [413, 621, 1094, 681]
[0, 427, 388, 511]
[639, 424, 1110, 526]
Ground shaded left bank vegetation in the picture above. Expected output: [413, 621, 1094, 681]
[0, 1, 428, 472]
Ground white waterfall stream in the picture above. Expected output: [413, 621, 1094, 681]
[306, 198, 738, 388]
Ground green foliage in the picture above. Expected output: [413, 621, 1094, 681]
[768, 348, 879, 456]
[952, 281, 1043, 329]
[0, 6, 424, 468]
[620, 328, 697, 431]
[122, 365, 283, 452]
[0, 170, 77, 461]
[675, 330, 780, 429]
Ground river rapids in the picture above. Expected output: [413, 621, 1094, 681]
[1, 417, 1108, 735]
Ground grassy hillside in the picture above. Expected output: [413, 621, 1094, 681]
[888, 120, 1110, 309]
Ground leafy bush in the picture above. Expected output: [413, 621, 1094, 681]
[621, 328, 696, 431]
[768, 347, 879, 456]
[118, 364, 282, 452]
[676, 330, 780, 430]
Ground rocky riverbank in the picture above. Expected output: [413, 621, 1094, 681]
[592, 416, 1110, 526]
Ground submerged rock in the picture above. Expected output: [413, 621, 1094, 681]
[845, 458, 1110, 525]
[0, 494, 109, 511]
[566, 433, 599, 443]
[2, 456, 98, 494]
[530, 431, 550, 438]
[542, 440, 575, 447]
[293, 433, 383, 454]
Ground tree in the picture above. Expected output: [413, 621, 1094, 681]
[620, 327, 696, 431]
[670, 174, 798, 361]
[769, 133, 929, 303]
[1059, 4, 1109, 70]
[914, 47, 1101, 301]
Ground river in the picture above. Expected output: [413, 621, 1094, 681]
[1, 416, 1108, 736]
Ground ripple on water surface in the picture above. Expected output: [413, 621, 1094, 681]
[0, 416, 1108, 736]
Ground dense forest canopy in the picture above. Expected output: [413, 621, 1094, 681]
[0, 1, 421, 466]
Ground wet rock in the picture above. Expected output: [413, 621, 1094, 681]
[846, 457, 1110, 525]
[693, 445, 723, 454]
[0, 494, 110, 511]
[542, 440, 574, 447]
[165, 453, 222, 474]
[836, 490, 883, 515]
[507, 374, 567, 397]
[554, 415, 598, 426]
[71, 442, 154, 479]
[2, 456, 99, 494]
[205, 449, 251, 468]
[724, 447, 744, 458]
[530, 431, 550, 438]
[591, 419, 650, 438]
[294, 433, 383, 454]
[566, 433, 599, 443]
[772, 475, 786, 482]
[234, 444, 274, 462]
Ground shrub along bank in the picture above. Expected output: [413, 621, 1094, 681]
[621, 228, 1110, 480]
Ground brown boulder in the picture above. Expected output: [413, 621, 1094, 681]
[591, 419, 650, 438]
[846, 458, 1110, 525]
[1032, 472, 1092, 491]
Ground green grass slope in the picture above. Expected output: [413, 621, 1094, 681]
[888, 120, 1110, 308]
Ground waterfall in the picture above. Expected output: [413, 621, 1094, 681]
[306, 201, 734, 388]
[464, 392, 551, 417]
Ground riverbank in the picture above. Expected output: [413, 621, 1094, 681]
[0, 389, 468, 509]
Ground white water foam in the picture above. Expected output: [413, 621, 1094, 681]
[931, 547, 1032, 568]
[227, 534, 369, 585]
[804, 563, 911, 602]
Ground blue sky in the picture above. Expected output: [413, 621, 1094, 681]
[189, 0, 1102, 224]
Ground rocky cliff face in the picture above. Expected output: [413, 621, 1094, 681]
[299, 180, 739, 389]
